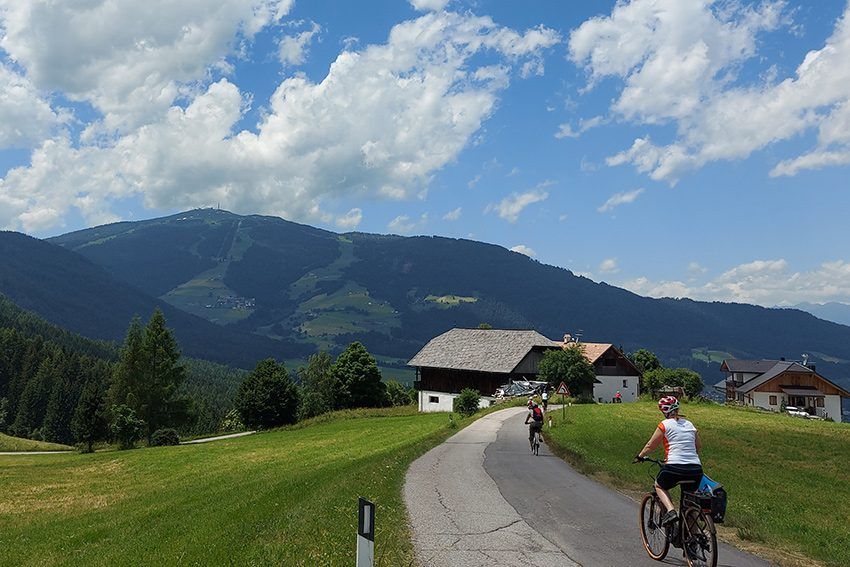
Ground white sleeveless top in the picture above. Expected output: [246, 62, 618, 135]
[659, 417, 701, 466]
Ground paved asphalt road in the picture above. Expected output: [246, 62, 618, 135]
[0, 450, 73, 455]
[405, 408, 579, 566]
[483, 409, 774, 567]
[180, 431, 256, 444]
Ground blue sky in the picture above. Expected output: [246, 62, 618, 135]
[2, 0, 850, 307]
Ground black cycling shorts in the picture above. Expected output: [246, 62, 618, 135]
[655, 464, 703, 491]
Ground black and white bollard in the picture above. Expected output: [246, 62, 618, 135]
[356, 497, 375, 567]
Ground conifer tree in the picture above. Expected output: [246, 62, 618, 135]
[42, 356, 81, 445]
[72, 379, 108, 453]
[10, 353, 58, 437]
[138, 309, 189, 441]
[111, 316, 145, 408]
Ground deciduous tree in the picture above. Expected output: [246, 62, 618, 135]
[235, 358, 299, 429]
[111, 404, 145, 450]
[538, 345, 597, 399]
[629, 349, 662, 373]
[329, 342, 386, 408]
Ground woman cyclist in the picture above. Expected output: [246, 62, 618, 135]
[634, 396, 703, 526]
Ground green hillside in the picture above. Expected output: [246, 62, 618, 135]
[43, 209, 850, 390]
[0, 408, 453, 566]
[0, 230, 312, 368]
[0, 432, 72, 452]
[545, 402, 850, 567]
[0, 294, 247, 441]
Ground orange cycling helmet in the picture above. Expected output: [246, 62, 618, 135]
[658, 396, 679, 416]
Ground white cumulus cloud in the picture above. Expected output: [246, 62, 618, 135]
[485, 184, 550, 223]
[335, 207, 362, 229]
[388, 213, 428, 234]
[0, 0, 295, 134]
[0, 64, 67, 149]
[599, 258, 619, 274]
[0, 10, 560, 232]
[279, 21, 322, 66]
[620, 258, 850, 306]
[510, 244, 536, 257]
[442, 207, 462, 221]
[597, 188, 644, 213]
[410, 0, 450, 11]
[569, 0, 850, 182]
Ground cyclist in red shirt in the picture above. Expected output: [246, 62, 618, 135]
[524, 401, 544, 450]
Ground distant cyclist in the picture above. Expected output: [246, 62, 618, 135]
[525, 401, 544, 451]
[634, 396, 703, 526]
[541, 389, 549, 410]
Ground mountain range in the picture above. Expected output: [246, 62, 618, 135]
[789, 302, 850, 328]
[1, 208, 849, 390]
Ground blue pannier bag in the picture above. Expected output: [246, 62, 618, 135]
[695, 475, 727, 523]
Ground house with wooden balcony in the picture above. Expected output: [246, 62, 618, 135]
[715, 358, 850, 420]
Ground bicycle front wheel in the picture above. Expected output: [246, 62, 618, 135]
[682, 508, 717, 567]
[639, 493, 669, 560]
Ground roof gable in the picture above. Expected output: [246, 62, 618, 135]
[407, 328, 559, 374]
[572, 342, 642, 375]
[576, 342, 613, 363]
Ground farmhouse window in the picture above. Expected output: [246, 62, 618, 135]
[429, 396, 439, 404]
[603, 358, 616, 366]
[816, 398, 824, 407]
[623, 379, 628, 388]
[769, 395, 777, 405]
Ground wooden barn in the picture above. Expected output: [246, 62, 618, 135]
[408, 328, 559, 412]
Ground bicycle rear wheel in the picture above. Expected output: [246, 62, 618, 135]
[639, 493, 669, 560]
[682, 508, 717, 567]
[533, 433, 540, 455]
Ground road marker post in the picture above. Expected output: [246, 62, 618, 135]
[357, 497, 375, 567]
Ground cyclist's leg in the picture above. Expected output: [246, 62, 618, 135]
[654, 483, 675, 513]
[654, 468, 677, 513]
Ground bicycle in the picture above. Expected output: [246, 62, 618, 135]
[635, 457, 718, 567]
[531, 429, 541, 455]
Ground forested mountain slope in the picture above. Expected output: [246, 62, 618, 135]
[36, 209, 850, 386]
[0, 231, 311, 368]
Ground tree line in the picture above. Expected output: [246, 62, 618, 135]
[0, 296, 415, 450]
[231, 342, 414, 430]
[535, 345, 704, 400]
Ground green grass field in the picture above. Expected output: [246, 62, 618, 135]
[544, 402, 850, 567]
[691, 348, 733, 364]
[0, 432, 72, 452]
[0, 407, 457, 566]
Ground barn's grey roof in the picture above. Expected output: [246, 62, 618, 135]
[407, 328, 559, 373]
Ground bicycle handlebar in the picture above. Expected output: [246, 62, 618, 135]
[633, 456, 665, 465]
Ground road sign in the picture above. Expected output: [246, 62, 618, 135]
[357, 497, 375, 567]
[555, 382, 570, 396]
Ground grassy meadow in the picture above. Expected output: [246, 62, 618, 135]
[0, 432, 72, 452]
[544, 401, 850, 567]
[0, 407, 458, 567]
